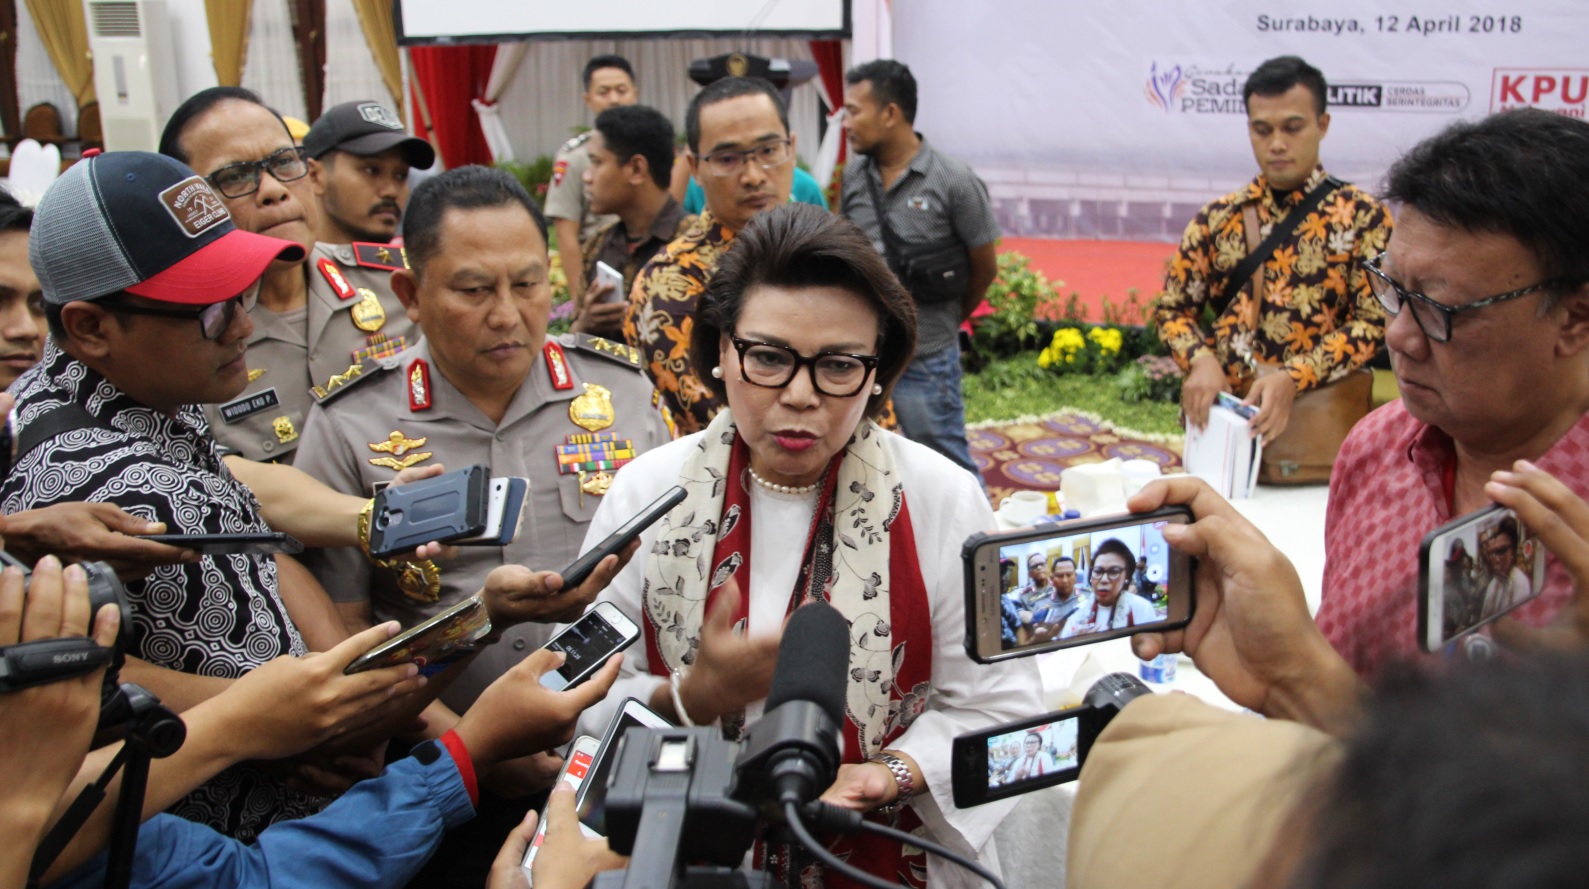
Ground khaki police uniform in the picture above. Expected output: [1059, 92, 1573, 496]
[544, 132, 619, 243]
[204, 242, 414, 463]
[293, 333, 672, 710]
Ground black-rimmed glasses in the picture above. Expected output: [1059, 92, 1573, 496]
[1364, 253, 1553, 344]
[101, 282, 260, 340]
[206, 146, 310, 198]
[698, 139, 793, 178]
[728, 335, 879, 397]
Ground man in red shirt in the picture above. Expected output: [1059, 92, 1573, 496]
[1314, 109, 1589, 678]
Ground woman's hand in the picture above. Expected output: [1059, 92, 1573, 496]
[677, 579, 781, 725]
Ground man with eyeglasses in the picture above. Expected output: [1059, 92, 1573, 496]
[0, 149, 333, 840]
[626, 76, 799, 434]
[840, 59, 998, 478]
[158, 87, 416, 464]
[1154, 56, 1392, 444]
[1313, 108, 1589, 679]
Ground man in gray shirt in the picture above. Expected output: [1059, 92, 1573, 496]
[841, 60, 998, 478]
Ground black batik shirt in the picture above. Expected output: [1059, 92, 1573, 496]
[1, 341, 321, 841]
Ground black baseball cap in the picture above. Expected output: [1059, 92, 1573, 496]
[303, 101, 436, 169]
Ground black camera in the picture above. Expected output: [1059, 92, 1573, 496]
[950, 672, 1153, 808]
[0, 554, 130, 718]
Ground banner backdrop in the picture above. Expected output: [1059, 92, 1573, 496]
[895, 0, 1587, 241]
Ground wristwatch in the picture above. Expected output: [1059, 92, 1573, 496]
[872, 751, 916, 815]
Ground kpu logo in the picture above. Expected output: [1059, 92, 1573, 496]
[1491, 69, 1589, 118]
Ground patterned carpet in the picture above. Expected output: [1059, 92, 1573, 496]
[969, 410, 1184, 509]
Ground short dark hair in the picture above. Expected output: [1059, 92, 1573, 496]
[1243, 55, 1328, 117]
[594, 105, 675, 190]
[402, 165, 547, 273]
[1090, 539, 1135, 572]
[690, 204, 916, 420]
[159, 86, 292, 165]
[1053, 557, 1076, 569]
[1294, 654, 1589, 889]
[0, 187, 32, 235]
[1384, 109, 1589, 308]
[845, 59, 919, 124]
[583, 55, 634, 91]
[684, 77, 789, 154]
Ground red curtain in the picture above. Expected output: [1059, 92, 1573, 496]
[408, 44, 497, 170]
[809, 39, 848, 168]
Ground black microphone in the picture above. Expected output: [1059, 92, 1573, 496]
[733, 600, 851, 810]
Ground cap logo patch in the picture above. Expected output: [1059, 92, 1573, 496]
[358, 103, 403, 130]
[158, 176, 230, 238]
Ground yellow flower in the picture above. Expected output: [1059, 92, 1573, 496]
[1087, 327, 1123, 354]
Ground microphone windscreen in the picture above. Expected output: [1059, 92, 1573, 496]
[765, 600, 851, 725]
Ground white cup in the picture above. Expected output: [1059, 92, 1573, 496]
[998, 490, 1049, 525]
[1120, 459, 1163, 495]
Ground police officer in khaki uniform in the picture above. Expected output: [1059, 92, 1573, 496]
[546, 54, 638, 305]
[293, 166, 672, 711]
[158, 86, 420, 463]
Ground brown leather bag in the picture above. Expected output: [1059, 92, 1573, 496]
[1240, 205, 1374, 486]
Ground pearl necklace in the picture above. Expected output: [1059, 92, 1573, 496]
[747, 466, 820, 495]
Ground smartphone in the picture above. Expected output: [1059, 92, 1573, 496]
[540, 602, 640, 691]
[559, 486, 687, 589]
[593, 261, 625, 304]
[368, 464, 490, 558]
[139, 532, 304, 556]
[343, 596, 492, 674]
[951, 706, 1091, 807]
[520, 734, 601, 883]
[454, 477, 529, 547]
[1419, 504, 1547, 652]
[963, 507, 1195, 663]
[576, 698, 673, 839]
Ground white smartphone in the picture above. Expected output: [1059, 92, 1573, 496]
[454, 477, 529, 547]
[593, 261, 625, 304]
[576, 698, 673, 840]
[539, 602, 641, 691]
[520, 734, 600, 883]
[1419, 504, 1548, 652]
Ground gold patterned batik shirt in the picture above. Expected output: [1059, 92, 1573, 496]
[1153, 167, 1393, 394]
[624, 211, 735, 435]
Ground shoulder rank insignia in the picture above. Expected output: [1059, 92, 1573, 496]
[311, 359, 389, 406]
[247, 368, 266, 383]
[569, 382, 615, 432]
[317, 257, 357, 302]
[544, 340, 573, 391]
[558, 131, 591, 155]
[368, 430, 432, 471]
[352, 241, 409, 271]
[408, 358, 433, 411]
[572, 332, 643, 368]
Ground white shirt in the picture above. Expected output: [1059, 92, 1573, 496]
[1481, 566, 1532, 618]
[566, 430, 1043, 887]
[1059, 591, 1159, 639]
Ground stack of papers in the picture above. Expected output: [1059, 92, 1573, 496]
[1183, 394, 1262, 499]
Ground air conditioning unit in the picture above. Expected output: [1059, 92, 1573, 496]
[84, 0, 180, 152]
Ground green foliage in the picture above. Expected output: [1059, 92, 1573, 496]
[496, 156, 556, 207]
[1115, 355, 1184, 404]
[967, 252, 1051, 367]
[964, 353, 1182, 435]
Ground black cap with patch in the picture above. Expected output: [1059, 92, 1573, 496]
[303, 101, 436, 169]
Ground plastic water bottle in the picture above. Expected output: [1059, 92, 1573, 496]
[1139, 653, 1177, 684]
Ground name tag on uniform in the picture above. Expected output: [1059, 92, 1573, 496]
[218, 387, 281, 424]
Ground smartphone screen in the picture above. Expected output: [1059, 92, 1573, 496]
[540, 604, 639, 691]
[986, 716, 1082, 792]
[522, 735, 600, 881]
[965, 507, 1193, 661]
[1420, 505, 1548, 652]
[578, 704, 670, 837]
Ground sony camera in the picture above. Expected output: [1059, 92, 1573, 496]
[0, 555, 130, 719]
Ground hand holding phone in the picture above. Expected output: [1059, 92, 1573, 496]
[540, 602, 640, 691]
[559, 486, 686, 589]
[591, 262, 625, 304]
[1419, 504, 1547, 652]
[138, 532, 304, 556]
[368, 465, 491, 558]
[520, 736, 600, 882]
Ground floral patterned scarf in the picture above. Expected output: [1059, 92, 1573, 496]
[641, 409, 935, 887]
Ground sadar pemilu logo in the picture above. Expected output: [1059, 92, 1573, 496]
[158, 176, 231, 238]
[1145, 62, 1248, 114]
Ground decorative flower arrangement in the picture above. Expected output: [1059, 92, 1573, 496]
[1115, 354, 1185, 403]
[1036, 324, 1131, 375]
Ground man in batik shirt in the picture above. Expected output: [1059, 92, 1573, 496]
[624, 76, 797, 434]
[1155, 55, 1391, 442]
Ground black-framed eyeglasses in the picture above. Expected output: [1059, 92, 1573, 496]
[206, 146, 310, 198]
[728, 335, 879, 398]
[698, 139, 793, 178]
[1092, 566, 1129, 580]
[1364, 253, 1553, 344]
[100, 282, 260, 340]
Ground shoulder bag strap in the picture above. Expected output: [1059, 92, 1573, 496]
[1213, 175, 1344, 317]
[12, 403, 109, 466]
[863, 158, 905, 266]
